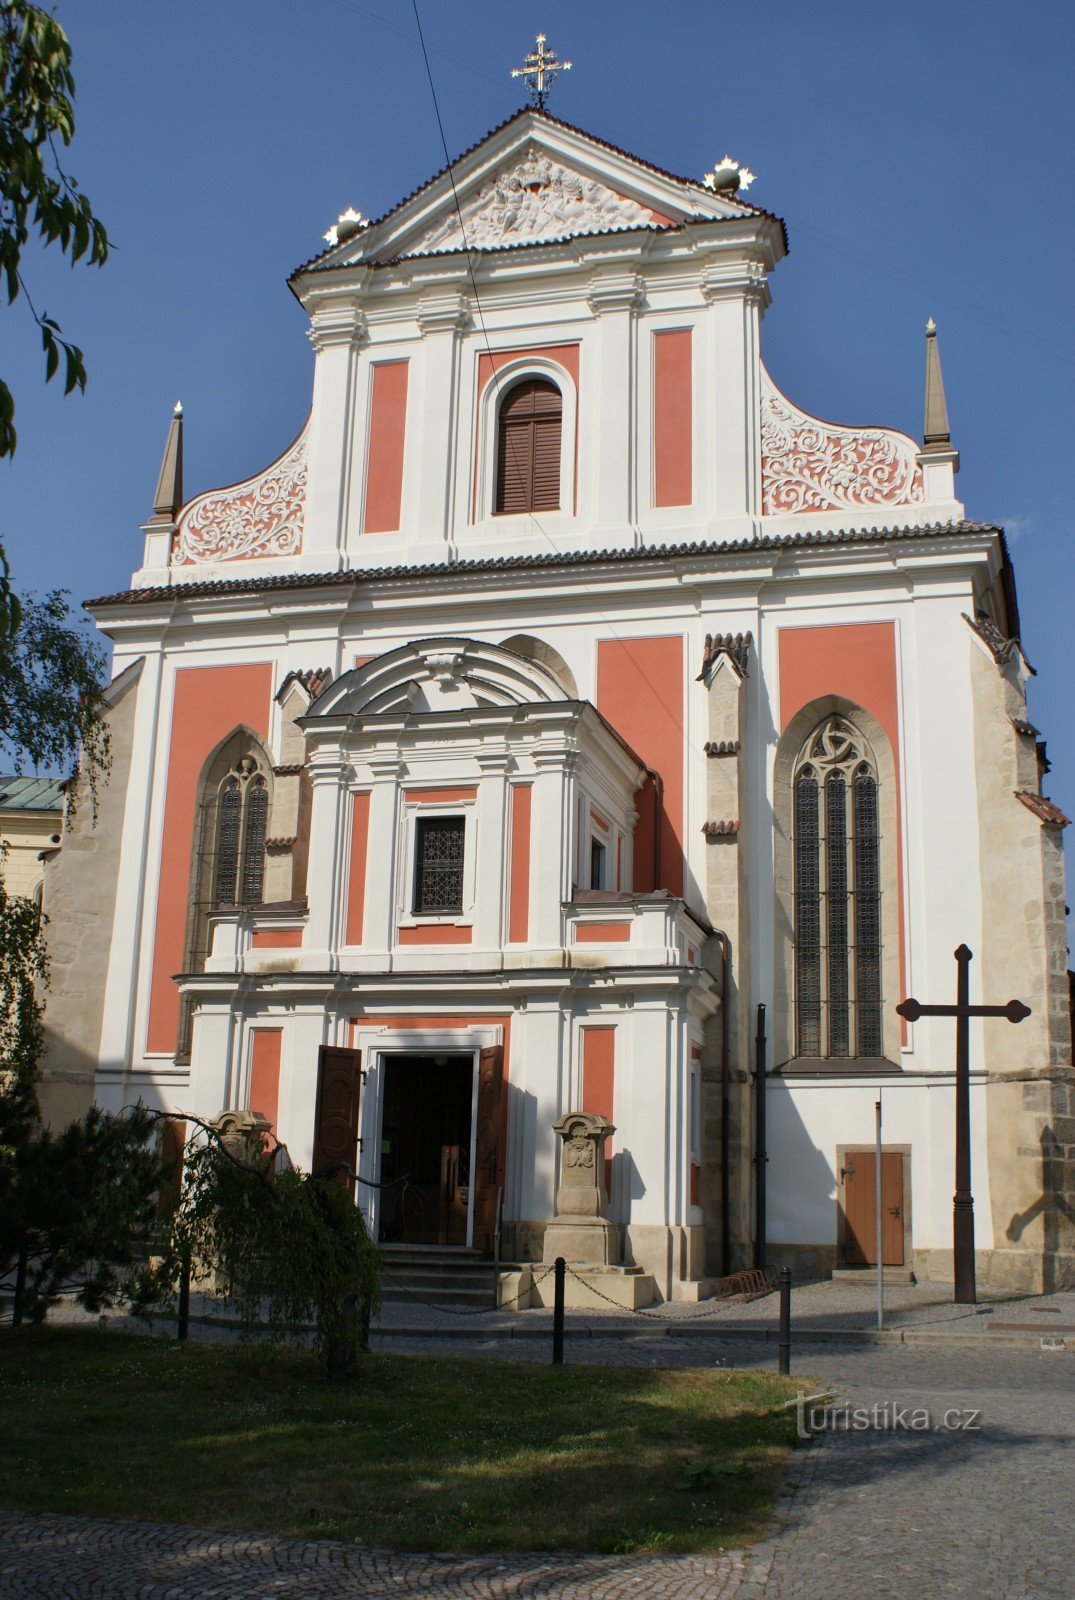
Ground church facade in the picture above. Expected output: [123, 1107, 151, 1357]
[42, 108, 1073, 1296]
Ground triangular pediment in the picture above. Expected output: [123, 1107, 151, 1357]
[298, 110, 764, 278]
[401, 144, 667, 257]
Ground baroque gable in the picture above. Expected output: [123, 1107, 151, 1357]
[171, 424, 308, 566]
[760, 370, 923, 516]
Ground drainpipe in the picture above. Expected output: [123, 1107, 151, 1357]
[651, 769, 664, 890]
[712, 929, 732, 1276]
[754, 1003, 767, 1270]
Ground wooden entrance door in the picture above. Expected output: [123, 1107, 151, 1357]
[472, 1046, 504, 1255]
[842, 1151, 904, 1266]
[313, 1046, 362, 1194]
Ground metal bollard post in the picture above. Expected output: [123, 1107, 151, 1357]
[552, 1257, 566, 1365]
[177, 1259, 191, 1343]
[777, 1266, 791, 1376]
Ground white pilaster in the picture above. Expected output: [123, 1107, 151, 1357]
[473, 752, 511, 948]
[303, 292, 367, 568]
[415, 293, 470, 551]
[588, 272, 643, 537]
[303, 756, 348, 963]
[701, 260, 769, 533]
[98, 650, 163, 1074]
[364, 757, 405, 954]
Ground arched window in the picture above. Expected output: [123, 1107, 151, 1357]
[793, 715, 882, 1059]
[210, 757, 268, 907]
[494, 378, 562, 514]
[179, 731, 272, 1060]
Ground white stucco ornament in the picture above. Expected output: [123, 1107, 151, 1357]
[407, 147, 659, 255]
[172, 427, 308, 565]
[760, 370, 924, 514]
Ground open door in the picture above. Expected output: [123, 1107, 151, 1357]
[313, 1045, 362, 1194]
[472, 1045, 504, 1253]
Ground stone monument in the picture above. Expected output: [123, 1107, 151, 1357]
[542, 1110, 622, 1265]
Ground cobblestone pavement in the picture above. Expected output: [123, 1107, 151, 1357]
[749, 1343, 1075, 1600]
[0, 1514, 748, 1600]
[2, 1341, 1071, 1598]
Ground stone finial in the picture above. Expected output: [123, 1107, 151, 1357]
[210, 1108, 272, 1165]
[151, 401, 184, 522]
[923, 318, 952, 452]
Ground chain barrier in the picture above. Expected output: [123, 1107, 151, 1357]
[376, 1261, 776, 1327]
[557, 1262, 779, 1323]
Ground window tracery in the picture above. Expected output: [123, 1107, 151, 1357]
[793, 716, 883, 1059]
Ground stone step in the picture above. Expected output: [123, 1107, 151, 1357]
[380, 1283, 494, 1308]
[384, 1269, 493, 1292]
[831, 1267, 917, 1285]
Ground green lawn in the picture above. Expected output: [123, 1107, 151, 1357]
[0, 1328, 802, 1554]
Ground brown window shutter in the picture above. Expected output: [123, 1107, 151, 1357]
[312, 1046, 362, 1194]
[530, 413, 561, 510]
[494, 379, 562, 514]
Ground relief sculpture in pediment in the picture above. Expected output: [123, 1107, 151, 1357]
[408, 148, 658, 255]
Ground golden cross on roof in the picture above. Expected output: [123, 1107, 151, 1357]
[510, 33, 572, 110]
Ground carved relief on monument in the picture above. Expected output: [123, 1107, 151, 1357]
[406, 146, 663, 256]
[760, 370, 924, 516]
[171, 426, 308, 565]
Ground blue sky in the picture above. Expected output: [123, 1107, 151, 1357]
[3, 0, 1072, 928]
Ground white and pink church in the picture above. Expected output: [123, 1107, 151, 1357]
[41, 105, 1073, 1297]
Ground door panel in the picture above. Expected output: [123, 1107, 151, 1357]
[472, 1045, 504, 1254]
[842, 1150, 904, 1266]
[313, 1046, 362, 1194]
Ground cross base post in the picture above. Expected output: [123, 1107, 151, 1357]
[953, 1193, 976, 1304]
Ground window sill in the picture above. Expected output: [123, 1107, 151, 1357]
[774, 1056, 903, 1079]
[398, 916, 471, 928]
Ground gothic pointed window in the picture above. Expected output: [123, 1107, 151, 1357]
[179, 733, 273, 1060]
[495, 378, 562, 514]
[793, 716, 883, 1059]
[210, 757, 268, 908]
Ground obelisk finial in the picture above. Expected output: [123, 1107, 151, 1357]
[151, 401, 184, 522]
[923, 318, 952, 451]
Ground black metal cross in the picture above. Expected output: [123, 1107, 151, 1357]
[896, 945, 1029, 1305]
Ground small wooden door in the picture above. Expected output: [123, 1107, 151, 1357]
[842, 1151, 904, 1266]
[472, 1045, 504, 1253]
[313, 1046, 362, 1193]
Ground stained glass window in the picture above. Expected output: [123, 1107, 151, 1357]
[413, 815, 466, 915]
[792, 717, 884, 1060]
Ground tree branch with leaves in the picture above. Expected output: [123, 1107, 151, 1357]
[1, 0, 109, 458]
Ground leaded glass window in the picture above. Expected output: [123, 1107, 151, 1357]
[413, 815, 466, 915]
[793, 716, 883, 1059]
[212, 755, 268, 908]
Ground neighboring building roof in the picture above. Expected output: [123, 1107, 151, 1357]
[86, 520, 1004, 611]
[0, 775, 66, 812]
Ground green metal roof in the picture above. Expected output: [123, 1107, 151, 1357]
[0, 775, 66, 812]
